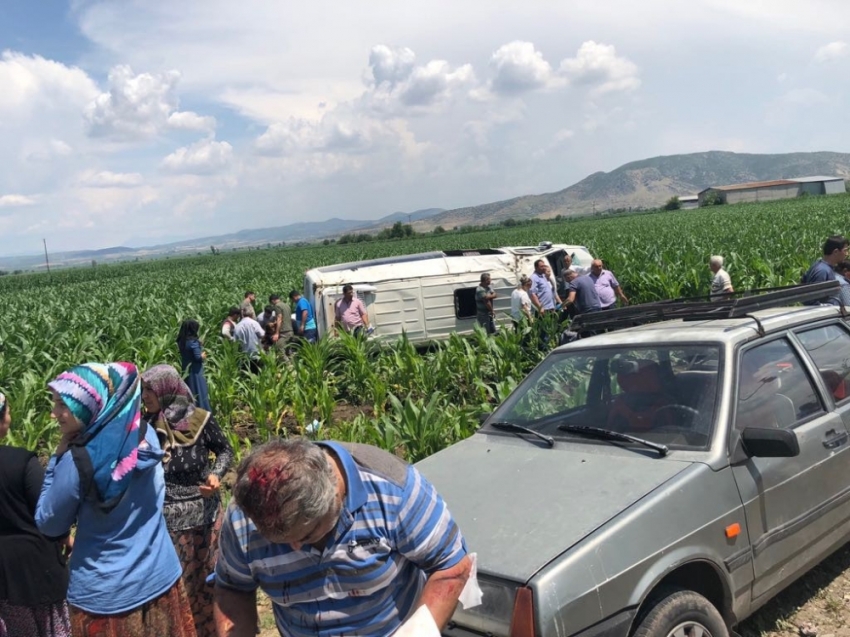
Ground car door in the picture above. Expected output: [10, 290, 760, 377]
[730, 335, 850, 602]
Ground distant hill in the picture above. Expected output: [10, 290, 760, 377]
[414, 151, 850, 230]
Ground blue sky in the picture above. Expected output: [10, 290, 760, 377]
[1, 0, 849, 253]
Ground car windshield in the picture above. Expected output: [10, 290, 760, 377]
[491, 344, 722, 451]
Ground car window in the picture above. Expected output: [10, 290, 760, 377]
[735, 338, 825, 431]
[796, 324, 850, 404]
[494, 345, 721, 450]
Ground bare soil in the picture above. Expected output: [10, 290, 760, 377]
[253, 543, 850, 636]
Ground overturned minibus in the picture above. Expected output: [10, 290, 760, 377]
[303, 242, 594, 344]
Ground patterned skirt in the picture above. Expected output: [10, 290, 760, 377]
[0, 600, 71, 637]
[69, 579, 195, 637]
[169, 513, 223, 637]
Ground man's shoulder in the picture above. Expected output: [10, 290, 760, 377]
[335, 442, 409, 489]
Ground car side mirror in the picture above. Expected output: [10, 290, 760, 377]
[741, 427, 800, 458]
[478, 412, 491, 427]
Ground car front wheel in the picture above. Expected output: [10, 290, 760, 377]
[633, 589, 728, 637]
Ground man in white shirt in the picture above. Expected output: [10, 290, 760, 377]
[510, 276, 533, 328]
[234, 308, 265, 362]
[709, 255, 734, 300]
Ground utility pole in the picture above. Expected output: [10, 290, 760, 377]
[43, 238, 51, 274]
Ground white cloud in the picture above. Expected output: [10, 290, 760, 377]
[167, 110, 216, 132]
[364, 45, 475, 113]
[80, 171, 145, 187]
[368, 45, 417, 86]
[559, 41, 640, 95]
[813, 41, 848, 63]
[85, 65, 215, 140]
[255, 112, 401, 156]
[0, 194, 37, 208]
[0, 51, 98, 114]
[489, 41, 556, 95]
[22, 139, 74, 162]
[162, 139, 234, 174]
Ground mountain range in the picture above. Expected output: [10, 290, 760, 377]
[3, 151, 848, 271]
[411, 150, 850, 231]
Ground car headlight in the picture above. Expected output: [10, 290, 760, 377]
[450, 577, 519, 637]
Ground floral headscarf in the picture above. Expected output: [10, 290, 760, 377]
[141, 365, 210, 458]
[48, 362, 142, 506]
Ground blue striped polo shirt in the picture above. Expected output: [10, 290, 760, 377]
[215, 441, 467, 636]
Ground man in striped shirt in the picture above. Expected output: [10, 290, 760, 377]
[213, 439, 471, 636]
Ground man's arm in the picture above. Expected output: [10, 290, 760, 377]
[358, 300, 370, 328]
[214, 587, 258, 637]
[563, 290, 577, 307]
[418, 555, 473, 628]
[614, 285, 629, 305]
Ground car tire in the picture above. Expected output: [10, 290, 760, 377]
[632, 589, 728, 637]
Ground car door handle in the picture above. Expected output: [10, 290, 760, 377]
[823, 429, 849, 449]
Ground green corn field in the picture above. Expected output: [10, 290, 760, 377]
[1, 194, 848, 461]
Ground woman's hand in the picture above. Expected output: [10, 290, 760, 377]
[199, 473, 221, 498]
[60, 534, 74, 560]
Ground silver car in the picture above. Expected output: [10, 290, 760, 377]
[417, 295, 850, 637]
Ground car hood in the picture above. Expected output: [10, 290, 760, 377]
[416, 432, 692, 582]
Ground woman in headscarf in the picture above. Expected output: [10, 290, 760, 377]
[0, 391, 71, 637]
[141, 365, 233, 637]
[176, 319, 211, 411]
[35, 363, 195, 637]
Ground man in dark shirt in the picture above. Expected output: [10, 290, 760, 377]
[563, 270, 602, 315]
[801, 235, 848, 306]
[475, 273, 497, 335]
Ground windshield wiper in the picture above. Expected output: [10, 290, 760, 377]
[557, 425, 668, 457]
[488, 422, 555, 448]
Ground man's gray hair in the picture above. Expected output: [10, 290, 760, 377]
[232, 438, 337, 537]
[710, 255, 724, 267]
[480, 272, 490, 283]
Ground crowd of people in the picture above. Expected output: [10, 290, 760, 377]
[477, 254, 632, 336]
[0, 363, 472, 636]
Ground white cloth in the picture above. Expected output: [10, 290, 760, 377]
[511, 288, 532, 320]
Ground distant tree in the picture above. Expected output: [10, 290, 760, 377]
[210, 245, 218, 255]
[433, 225, 446, 234]
[322, 239, 331, 245]
[700, 191, 724, 207]
[0, 270, 8, 277]
[664, 196, 681, 211]
[92, 260, 97, 267]
[501, 218, 519, 227]
[554, 214, 563, 221]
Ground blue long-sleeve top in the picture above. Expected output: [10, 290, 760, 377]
[179, 338, 204, 375]
[35, 426, 182, 614]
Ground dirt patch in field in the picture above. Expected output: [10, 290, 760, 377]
[230, 402, 374, 443]
[739, 544, 850, 637]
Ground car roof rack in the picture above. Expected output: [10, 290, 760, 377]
[571, 281, 842, 334]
